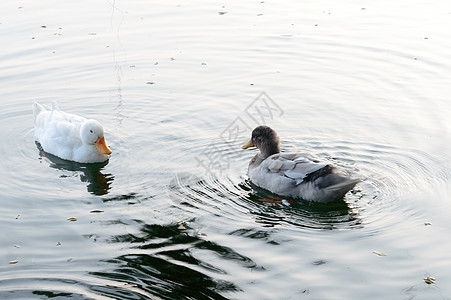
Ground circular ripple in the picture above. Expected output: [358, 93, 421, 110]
[167, 135, 449, 233]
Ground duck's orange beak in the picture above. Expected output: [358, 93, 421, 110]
[241, 139, 254, 149]
[95, 136, 112, 155]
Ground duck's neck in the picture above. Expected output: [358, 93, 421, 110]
[259, 141, 280, 159]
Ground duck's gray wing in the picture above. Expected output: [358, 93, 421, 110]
[261, 153, 329, 185]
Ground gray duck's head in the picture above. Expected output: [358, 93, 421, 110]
[242, 125, 280, 158]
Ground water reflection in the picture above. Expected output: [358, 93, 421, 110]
[36, 142, 114, 195]
[169, 172, 363, 231]
[92, 222, 253, 299]
[240, 180, 363, 230]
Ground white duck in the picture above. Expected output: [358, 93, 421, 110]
[242, 126, 359, 203]
[33, 102, 112, 163]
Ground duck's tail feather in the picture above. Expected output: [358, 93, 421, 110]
[51, 101, 60, 111]
[307, 165, 361, 200]
[33, 102, 46, 123]
[323, 177, 360, 193]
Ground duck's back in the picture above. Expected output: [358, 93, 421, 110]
[249, 152, 359, 202]
[33, 103, 86, 160]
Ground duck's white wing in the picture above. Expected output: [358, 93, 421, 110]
[34, 103, 85, 156]
[261, 152, 329, 185]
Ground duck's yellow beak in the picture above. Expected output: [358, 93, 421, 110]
[241, 139, 254, 149]
[95, 136, 112, 155]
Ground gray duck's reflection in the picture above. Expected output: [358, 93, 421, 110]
[92, 222, 247, 299]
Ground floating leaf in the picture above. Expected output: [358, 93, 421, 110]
[424, 222, 432, 226]
[56, 242, 62, 246]
[89, 210, 104, 214]
[146, 81, 155, 85]
[218, 11, 227, 15]
[373, 251, 387, 257]
[177, 225, 186, 230]
[67, 217, 77, 221]
[67, 258, 73, 262]
[424, 277, 435, 284]
[14, 245, 20, 248]
[199, 233, 208, 237]
[9, 260, 19, 264]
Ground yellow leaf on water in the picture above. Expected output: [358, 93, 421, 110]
[67, 217, 77, 221]
[177, 225, 186, 230]
[424, 277, 435, 284]
[9, 260, 19, 264]
[373, 251, 387, 257]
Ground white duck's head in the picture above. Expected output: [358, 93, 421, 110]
[80, 120, 112, 155]
[242, 125, 280, 158]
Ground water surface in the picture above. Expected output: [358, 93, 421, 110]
[1, 0, 450, 299]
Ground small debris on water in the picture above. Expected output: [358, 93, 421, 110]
[178, 221, 187, 230]
[373, 251, 387, 256]
[90, 210, 104, 213]
[67, 217, 77, 221]
[9, 260, 19, 264]
[124, 283, 137, 287]
[424, 277, 435, 284]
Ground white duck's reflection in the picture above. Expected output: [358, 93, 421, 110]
[36, 142, 114, 195]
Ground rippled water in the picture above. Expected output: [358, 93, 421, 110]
[1, 0, 451, 299]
